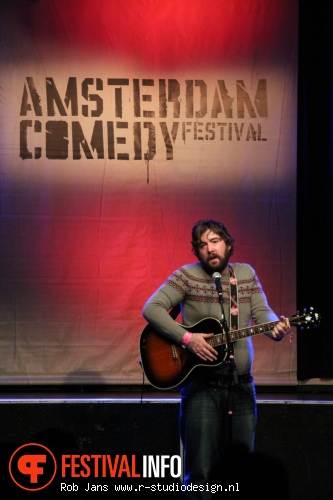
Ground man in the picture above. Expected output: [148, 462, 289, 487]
[142, 219, 291, 498]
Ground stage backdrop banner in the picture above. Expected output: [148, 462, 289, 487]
[0, 0, 298, 386]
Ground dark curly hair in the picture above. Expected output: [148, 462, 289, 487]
[191, 219, 235, 257]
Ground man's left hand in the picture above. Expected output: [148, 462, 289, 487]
[271, 316, 291, 340]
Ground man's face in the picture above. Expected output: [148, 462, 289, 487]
[196, 229, 231, 274]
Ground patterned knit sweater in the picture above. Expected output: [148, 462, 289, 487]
[142, 262, 279, 376]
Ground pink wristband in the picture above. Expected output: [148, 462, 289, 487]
[181, 331, 192, 348]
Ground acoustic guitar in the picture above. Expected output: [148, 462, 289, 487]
[139, 308, 320, 390]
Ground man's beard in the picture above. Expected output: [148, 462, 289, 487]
[200, 250, 231, 275]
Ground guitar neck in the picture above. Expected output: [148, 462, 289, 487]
[208, 319, 279, 347]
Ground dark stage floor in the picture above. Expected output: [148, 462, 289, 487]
[0, 384, 332, 403]
[1, 385, 332, 499]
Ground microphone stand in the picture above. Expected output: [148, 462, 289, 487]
[216, 290, 238, 385]
[216, 283, 238, 448]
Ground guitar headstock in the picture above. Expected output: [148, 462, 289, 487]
[289, 307, 321, 329]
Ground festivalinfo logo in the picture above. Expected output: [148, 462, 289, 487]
[8, 442, 182, 491]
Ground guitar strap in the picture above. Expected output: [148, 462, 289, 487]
[229, 265, 239, 331]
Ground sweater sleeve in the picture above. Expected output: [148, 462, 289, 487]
[247, 265, 279, 337]
[142, 270, 188, 344]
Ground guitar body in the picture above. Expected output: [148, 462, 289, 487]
[139, 308, 321, 390]
[139, 318, 225, 390]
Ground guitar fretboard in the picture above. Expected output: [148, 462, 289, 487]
[208, 320, 279, 347]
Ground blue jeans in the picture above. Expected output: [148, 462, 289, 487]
[179, 377, 257, 499]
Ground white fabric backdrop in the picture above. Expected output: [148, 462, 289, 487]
[0, 0, 298, 385]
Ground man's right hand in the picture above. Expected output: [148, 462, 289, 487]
[187, 333, 218, 361]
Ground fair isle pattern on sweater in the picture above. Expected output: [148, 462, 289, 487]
[165, 265, 262, 305]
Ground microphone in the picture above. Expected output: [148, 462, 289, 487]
[212, 272, 222, 295]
